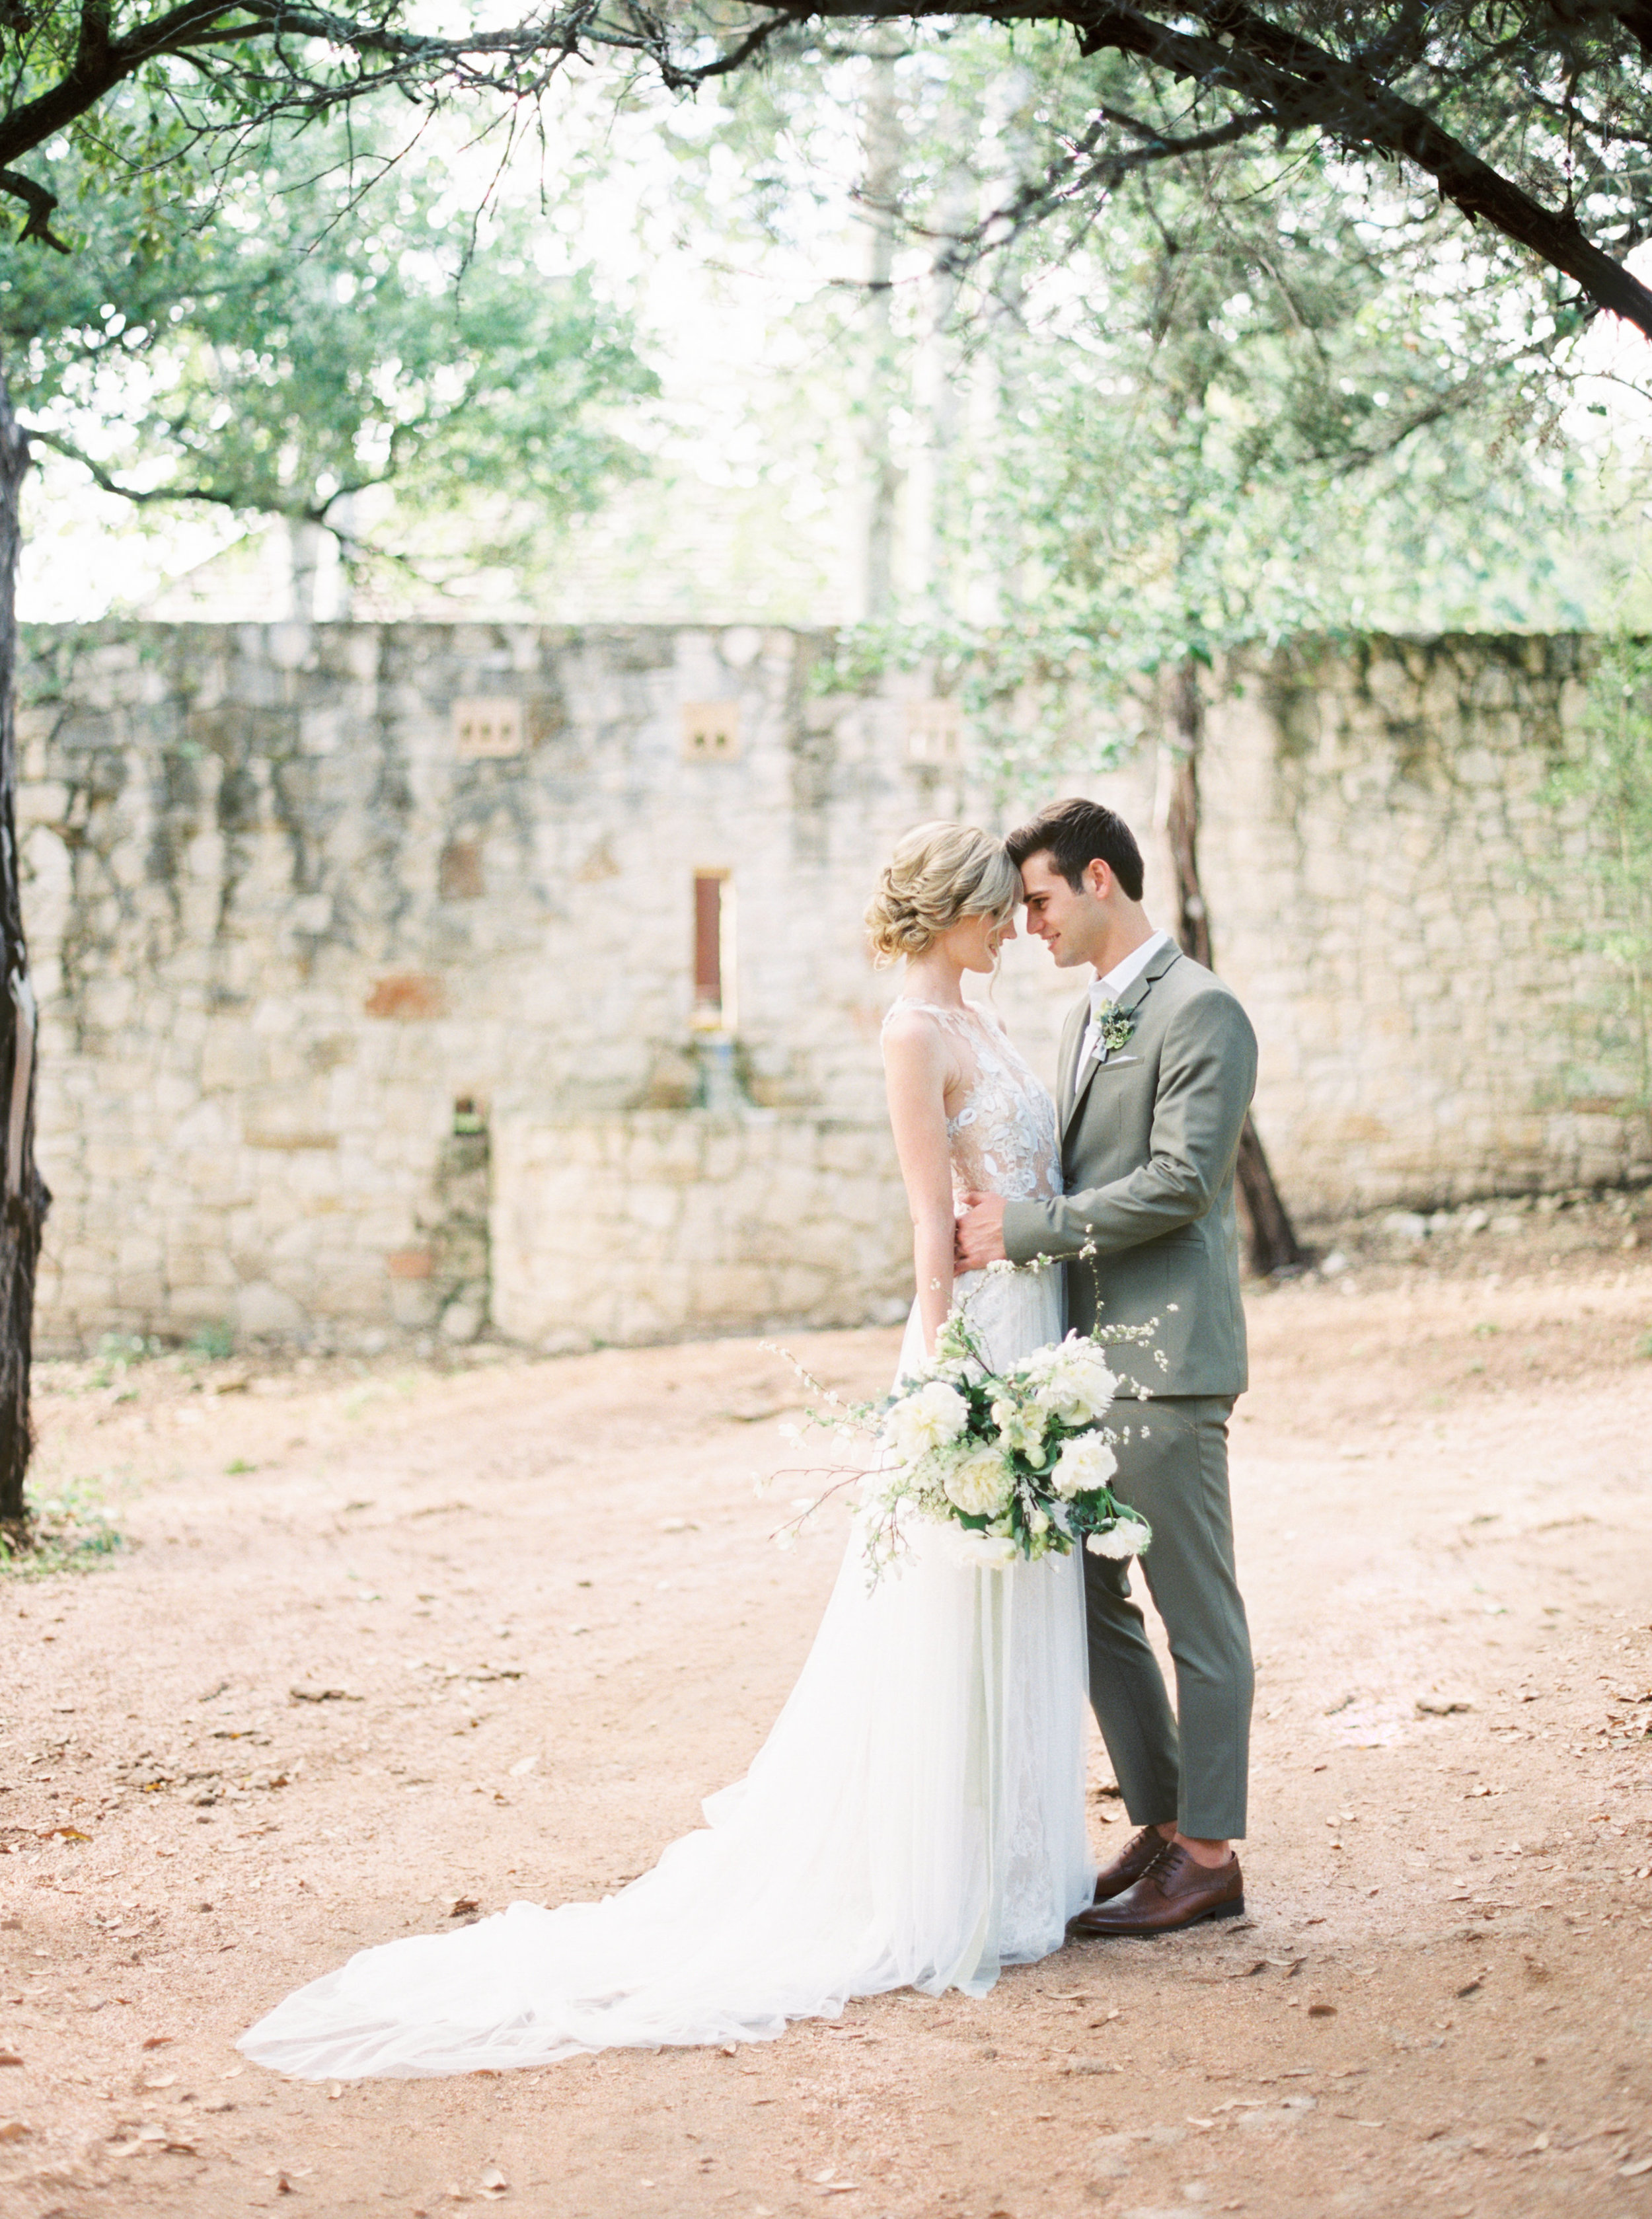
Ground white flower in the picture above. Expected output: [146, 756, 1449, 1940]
[953, 1530, 1019, 1569]
[1086, 1518, 1151, 1560]
[883, 1380, 969, 1463]
[1026, 1339, 1118, 1427]
[1028, 1507, 1050, 1536]
[942, 1444, 1014, 1518]
[1051, 1432, 1119, 1501]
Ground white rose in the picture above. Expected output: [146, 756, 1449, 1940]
[1051, 1432, 1119, 1501]
[884, 1380, 969, 1463]
[1086, 1518, 1151, 1560]
[942, 1444, 1014, 1518]
[953, 1530, 1019, 1569]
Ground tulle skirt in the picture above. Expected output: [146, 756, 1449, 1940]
[239, 1263, 1093, 2078]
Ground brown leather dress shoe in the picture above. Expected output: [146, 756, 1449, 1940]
[1067, 1842, 1244, 1939]
[1092, 1825, 1174, 1903]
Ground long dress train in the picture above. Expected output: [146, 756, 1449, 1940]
[239, 1000, 1092, 2078]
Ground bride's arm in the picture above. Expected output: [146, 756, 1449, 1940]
[881, 1012, 957, 1353]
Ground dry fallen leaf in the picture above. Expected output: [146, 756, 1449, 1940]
[0, 2121, 30, 2144]
[141, 2035, 174, 2050]
[0, 2052, 21, 2068]
[1308, 2003, 1337, 2017]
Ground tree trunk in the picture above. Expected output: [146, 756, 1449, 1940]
[1164, 654, 1307, 1278]
[0, 357, 49, 1532]
[856, 50, 902, 622]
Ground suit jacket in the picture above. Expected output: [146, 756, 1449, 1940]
[1001, 941, 1257, 1398]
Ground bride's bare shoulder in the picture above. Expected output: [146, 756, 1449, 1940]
[880, 1001, 953, 1067]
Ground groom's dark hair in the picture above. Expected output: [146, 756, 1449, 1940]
[1006, 798, 1145, 901]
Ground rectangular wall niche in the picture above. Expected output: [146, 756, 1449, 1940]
[681, 701, 741, 762]
[905, 699, 963, 765]
[693, 870, 736, 1032]
[453, 698, 525, 759]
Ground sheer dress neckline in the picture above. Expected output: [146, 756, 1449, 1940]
[883, 996, 1061, 1205]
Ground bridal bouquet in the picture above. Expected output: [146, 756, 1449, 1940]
[767, 1296, 1155, 1583]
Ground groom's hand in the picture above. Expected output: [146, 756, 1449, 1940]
[955, 1191, 1008, 1269]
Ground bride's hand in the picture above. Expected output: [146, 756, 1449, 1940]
[955, 1191, 1008, 1269]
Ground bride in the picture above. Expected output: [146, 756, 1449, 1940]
[239, 820, 1094, 2080]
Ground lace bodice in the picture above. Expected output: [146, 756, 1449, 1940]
[883, 1000, 1062, 1203]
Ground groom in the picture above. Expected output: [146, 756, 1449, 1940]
[956, 797, 1258, 1937]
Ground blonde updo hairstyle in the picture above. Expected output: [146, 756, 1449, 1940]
[865, 819, 1020, 966]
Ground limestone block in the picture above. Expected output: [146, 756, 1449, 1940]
[700, 1127, 747, 1184]
[201, 1028, 265, 1093]
[232, 1279, 309, 1337]
[439, 1286, 488, 1343]
[166, 1287, 240, 1328]
[84, 1142, 151, 1183]
[165, 1246, 240, 1291]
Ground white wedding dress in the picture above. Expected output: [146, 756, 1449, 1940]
[239, 1000, 1093, 2080]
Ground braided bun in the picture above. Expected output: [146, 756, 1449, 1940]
[865, 821, 1020, 965]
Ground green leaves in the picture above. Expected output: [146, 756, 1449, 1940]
[1, 114, 655, 570]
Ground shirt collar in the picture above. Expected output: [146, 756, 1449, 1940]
[1092, 928, 1173, 1008]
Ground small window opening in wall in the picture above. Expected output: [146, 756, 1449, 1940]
[453, 1095, 486, 1135]
[693, 871, 736, 1032]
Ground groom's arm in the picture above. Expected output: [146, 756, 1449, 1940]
[1000, 991, 1258, 1263]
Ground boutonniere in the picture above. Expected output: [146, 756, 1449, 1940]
[1090, 1002, 1136, 1061]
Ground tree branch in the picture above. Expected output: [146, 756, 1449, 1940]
[1605, 3, 1652, 60]
[0, 165, 67, 248]
[0, 0, 1650, 344]
[23, 423, 319, 517]
[1051, 2, 1652, 338]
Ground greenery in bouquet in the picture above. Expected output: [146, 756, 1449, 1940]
[763, 1293, 1158, 1585]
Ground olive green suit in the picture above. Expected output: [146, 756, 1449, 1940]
[1001, 941, 1257, 1840]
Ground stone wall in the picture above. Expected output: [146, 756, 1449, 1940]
[1199, 634, 1643, 1209]
[14, 621, 1645, 1354]
[490, 1113, 910, 1348]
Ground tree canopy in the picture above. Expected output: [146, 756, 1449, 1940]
[0, 121, 655, 594]
[3, 4, 1652, 348]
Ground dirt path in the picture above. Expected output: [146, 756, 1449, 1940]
[3, 1244, 1651, 2219]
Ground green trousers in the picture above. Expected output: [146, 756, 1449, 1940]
[1082, 1394, 1254, 1842]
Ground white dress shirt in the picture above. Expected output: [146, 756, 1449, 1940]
[1078, 928, 1174, 1070]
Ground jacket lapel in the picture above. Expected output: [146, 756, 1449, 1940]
[1055, 998, 1088, 1131]
[1062, 940, 1184, 1141]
